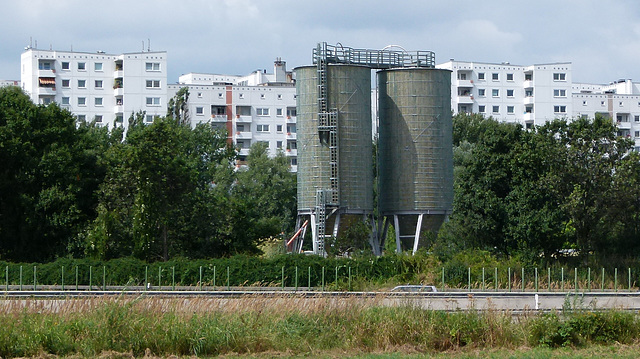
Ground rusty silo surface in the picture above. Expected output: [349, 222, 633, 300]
[294, 64, 373, 213]
[377, 68, 453, 252]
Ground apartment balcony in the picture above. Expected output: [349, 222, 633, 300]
[286, 132, 297, 139]
[39, 69, 56, 77]
[235, 115, 252, 123]
[38, 87, 57, 95]
[113, 87, 124, 96]
[235, 131, 252, 139]
[457, 95, 474, 104]
[114, 105, 124, 113]
[210, 114, 228, 122]
[113, 70, 123, 78]
[238, 148, 250, 156]
[523, 80, 533, 88]
[616, 121, 631, 130]
[456, 79, 473, 87]
[286, 116, 296, 123]
[285, 148, 297, 156]
[523, 113, 535, 122]
[524, 96, 535, 105]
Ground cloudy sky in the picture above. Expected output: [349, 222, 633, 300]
[2, 0, 640, 84]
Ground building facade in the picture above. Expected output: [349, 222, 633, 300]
[168, 59, 298, 170]
[20, 48, 168, 129]
[437, 60, 640, 151]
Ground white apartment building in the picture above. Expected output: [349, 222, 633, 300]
[168, 59, 298, 170]
[1, 80, 19, 87]
[438, 60, 640, 151]
[20, 48, 167, 129]
[436, 60, 573, 128]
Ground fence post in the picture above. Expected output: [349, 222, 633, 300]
[322, 266, 325, 291]
[348, 266, 352, 291]
[89, 266, 92, 291]
[468, 267, 471, 291]
[494, 267, 498, 291]
[602, 268, 605, 291]
[482, 267, 485, 291]
[75, 266, 78, 291]
[335, 266, 338, 289]
[628, 268, 631, 291]
[213, 266, 216, 289]
[508, 267, 511, 292]
[33, 266, 36, 291]
[561, 267, 564, 292]
[521, 267, 525, 292]
[308, 266, 311, 290]
[172, 266, 175, 291]
[574, 268, 578, 293]
[19, 265, 22, 291]
[615, 268, 618, 292]
[281, 266, 285, 290]
[295, 266, 298, 292]
[442, 267, 445, 291]
[535, 268, 538, 292]
[144, 266, 148, 292]
[61, 266, 65, 291]
[226, 266, 230, 290]
[199, 266, 203, 291]
[548, 268, 551, 291]
[588, 268, 591, 292]
[103, 266, 106, 291]
[158, 266, 162, 291]
[5, 266, 8, 291]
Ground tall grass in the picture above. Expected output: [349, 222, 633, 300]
[0, 295, 638, 357]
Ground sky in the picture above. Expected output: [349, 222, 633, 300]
[2, 0, 640, 84]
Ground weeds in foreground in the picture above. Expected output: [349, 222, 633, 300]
[0, 296, 638, 357]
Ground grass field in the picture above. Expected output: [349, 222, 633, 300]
[0, 295, 638, 358]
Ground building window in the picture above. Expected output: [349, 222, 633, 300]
[61, 62, 70, 70]
[276, 108, 283, 116]
[601, 101, 606, 106]
[492, 105, 499, 113]
[478, 105, 485, 113]
[635, 115, 639, 122]
[553, 89, 567, 97]
[95, 80, 103, 89]
[256, 124, 270, 132]
[94, 63, 103, 71]
[506, 89, 514, 97]
[62, 79, 70, 88]
[146, 97, 161, 106]
[256, 108, 269, 116]
[290, 158, 297, 166]
[492, 73, 499, 81]
[478, 72, 485, 80]
[553, 73, 566, 81]
[218, 93, 223, 98]
[239, 93, 244, 99]
[276, 124, 283, 132]
[492, 89, 499, 97]
[554, 105, 567, 113]
[260, 94, 266, 99]
[277, 141, 283, 149]
[287, 107, 297, 117]
[478, 89, 485, 97]
[78, 62, 86, 71]
[77, 114, 86, 122]
[61, 97, 70, 105]
[78, 80, 86, 88]
[95, 97, 103, 106]
[506, 73, 514, 81]
[635, 131, 640, 137]
[145, 62, 160, 71]
[196, 107, 203, 115]
[620, 101, 624, 106]
[277, 94, 282, 100]
[525, 89, 533, 97]
[583, 100, 587, 106]
[146, 80, 161, 88]
[78, 97, 86, 106]
[95, 115, 103, 123]
[145, 115, 154, 123]
[507, 106, 514, 114]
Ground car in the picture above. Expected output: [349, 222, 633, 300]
[390, 285, 438, 293]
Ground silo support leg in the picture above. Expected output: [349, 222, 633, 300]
[332, 214, 341, 238]
[310, 214, 318, 254]
[378, 217, 390, 255]
[412, 214, 424, 255]
[368, 214, 381, 256]
[394, 215, 401, 254]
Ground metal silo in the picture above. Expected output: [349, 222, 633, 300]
[292, 64, 373, 255]
[377, 68, 453, 254]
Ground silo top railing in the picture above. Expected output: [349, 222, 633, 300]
[312, 42, 435, 69]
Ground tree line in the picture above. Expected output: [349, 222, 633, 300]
[1, 85, 639, 266]
[0, 86, 296, 262]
